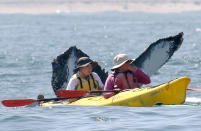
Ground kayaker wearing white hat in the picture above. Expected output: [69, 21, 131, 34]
[103, 54, 151, 98]
[66, 57, 104, 91]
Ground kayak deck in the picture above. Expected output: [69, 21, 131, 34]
[40, 77, 190, 107]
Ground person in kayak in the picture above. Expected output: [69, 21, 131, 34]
[67, 57, 104, 92]
[103, 54, 151, 98]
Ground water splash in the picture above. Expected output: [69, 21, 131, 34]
[195, 28, 201, 32]
[186, 97, 201, 103]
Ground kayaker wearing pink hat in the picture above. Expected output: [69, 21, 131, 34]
[67, 57, 104, 91]
[103, 54, 151, 98]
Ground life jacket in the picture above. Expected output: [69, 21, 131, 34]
[113, 70, 139, 89]
[74, 73, 99, 91]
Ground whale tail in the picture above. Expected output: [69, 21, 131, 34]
[51, 46, 108, 94]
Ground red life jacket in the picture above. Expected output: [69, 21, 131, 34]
[113, 70, 139, 90]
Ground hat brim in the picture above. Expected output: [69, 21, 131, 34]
[73, 61, 97, 73]
[111, 59, 134, 70]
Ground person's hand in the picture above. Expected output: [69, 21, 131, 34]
[128, 65, 137, 72]
[98, 87, 103, 90]
[114, 88, 121, 92]
[85, 92, 90, 96]
[114, 88, 121, 91]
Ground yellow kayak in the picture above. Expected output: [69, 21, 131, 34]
[40, 76, 190, 107]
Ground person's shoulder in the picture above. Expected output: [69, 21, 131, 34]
[91, 72, 101, 78]
[67, 74, 79, 89]
[92, 72, 98, 76]
[116, 72, 125, 78]
[135, 68, 145, 74]
[69, 74, 78, 81]
[106, 73, 115, 79]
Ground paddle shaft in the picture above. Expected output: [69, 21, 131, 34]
[37, 97, 73, 102]
[2, 97, 80, 107]
[56, 90, 119, 98]
[187, 88, 201, 91]
[89, 90, 119, 93]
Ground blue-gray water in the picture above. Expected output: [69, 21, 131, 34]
[0, 11, 201, 130]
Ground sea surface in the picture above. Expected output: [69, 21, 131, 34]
[1, 4, 201, 131]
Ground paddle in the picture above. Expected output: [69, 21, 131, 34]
[2, 96, 81, 107]
[187, 88, 201, 91]
[56, 90, 119, 98]
[2, 90, 118, 107]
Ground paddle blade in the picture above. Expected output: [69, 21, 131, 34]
[2, 99, 37, 107]
[187, 88, 201, 91]
[56, 90, 89, 98]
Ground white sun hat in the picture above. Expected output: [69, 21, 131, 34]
[111, 54, 133, 70]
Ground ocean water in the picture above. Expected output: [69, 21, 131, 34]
[0, 9, 201, 131]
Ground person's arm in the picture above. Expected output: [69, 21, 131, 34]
[66, 77, 79, 103]
[66, 77, 78, 90]
[103, 74, 115, 98]
[128, 65, 150, 84]
[92, 72, 104, 90]
[113, 73, 124, 90]
[135, 68, 151, 84]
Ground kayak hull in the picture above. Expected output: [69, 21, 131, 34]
[40, 77, 190, 107]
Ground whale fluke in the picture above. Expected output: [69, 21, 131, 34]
[131, 32, 183, 76]
[51, 46, 108, 94]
